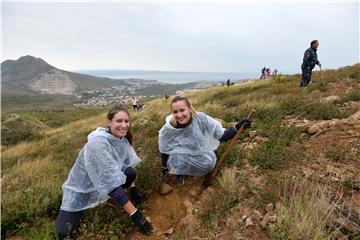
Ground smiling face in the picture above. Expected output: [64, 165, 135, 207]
[171, 100, 192, 125]
[107, 111, 130, 138]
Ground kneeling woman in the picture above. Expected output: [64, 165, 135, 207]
[159, 96, 251, 186]
[55, 105, 153, 239]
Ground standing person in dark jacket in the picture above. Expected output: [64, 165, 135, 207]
[300, 40, 322, 87]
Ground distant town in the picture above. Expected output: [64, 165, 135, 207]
[72, 80, 230, 107]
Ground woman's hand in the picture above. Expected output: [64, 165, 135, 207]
[235, 118, 252, 130]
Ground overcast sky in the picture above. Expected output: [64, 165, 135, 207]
[2, 1, 359, 73]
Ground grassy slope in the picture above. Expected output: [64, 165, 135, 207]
[1, 64, 360, 239]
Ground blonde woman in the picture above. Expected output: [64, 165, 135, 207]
[158, 96, 251, 186]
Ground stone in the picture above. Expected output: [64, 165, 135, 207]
[160, 183, 173, 195]
[349, 101, 360, 111]
[260, 212, 277, 228]
[320, 95, 341, 103]
[329, 119, 340, 127]
[156, 227, 174, 236]
[249, 130, 257, 139]
[253, 210, 263, 221]
[265, 203, 274, 213]
[350, 110, 360, 120]
[236, 186, 247, 196]
[183, 199, 193, 214]
[254, 136, 269, 143]
[308, 121, 331, 134]
[245, 217, 254, 227]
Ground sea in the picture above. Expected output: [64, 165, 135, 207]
[78, 70, 259, 84]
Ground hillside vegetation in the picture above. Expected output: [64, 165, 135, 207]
[1, 64, 360, 239]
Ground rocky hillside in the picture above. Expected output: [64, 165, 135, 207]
[1, 55, 209, 97]
[2, 55, 117, 95]
[1, 63, 360, 239]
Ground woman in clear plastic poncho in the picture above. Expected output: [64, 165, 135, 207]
[159, 96, 251, 186]
[55, 105, 153, 239]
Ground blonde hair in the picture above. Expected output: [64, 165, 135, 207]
[170, 96, 197, 127]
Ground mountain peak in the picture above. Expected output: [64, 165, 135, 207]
[16, 55, 48, 65]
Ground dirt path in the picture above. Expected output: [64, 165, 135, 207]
[129, 178, 203, 240]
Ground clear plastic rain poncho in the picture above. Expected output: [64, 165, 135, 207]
[159, 112, 226, 176]
[60, 127, 141, 212]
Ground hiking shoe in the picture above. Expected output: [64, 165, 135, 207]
[176, 175, 185, 187]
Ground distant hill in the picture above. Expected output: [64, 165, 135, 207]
[1, 56, 215, 100]
[1, 55, 139, 95]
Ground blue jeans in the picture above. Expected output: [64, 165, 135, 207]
[300, 69, 312, 87]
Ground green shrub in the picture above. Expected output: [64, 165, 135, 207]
[305, 102, 349, 120]
[1, 118, 43, 146]
[77, 205, 132, 239]
[251, 125, 302, 169]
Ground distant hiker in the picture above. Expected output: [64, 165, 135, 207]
[158, 96, 252, 186]
[266, 68, 271, 78]
[137, 103, 145, 110]
[273, 69, 278, 77]
[226, 78, 231, 87]
[55, 105, 153, 239]
[260, 67, 266, 79]
[300, 40, 321, 87]
[131, 96, 138, 110]
[165, 94, 169, 100]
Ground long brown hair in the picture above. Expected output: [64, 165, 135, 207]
[170, 96, 197, 126]
[106, 105, 133, 145]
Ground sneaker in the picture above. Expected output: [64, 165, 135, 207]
[176, 175, 185, 187]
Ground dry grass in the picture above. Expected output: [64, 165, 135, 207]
[218, 167, 240, 195]
[272, 178, 342, 240]
[1, 64, 359, 238]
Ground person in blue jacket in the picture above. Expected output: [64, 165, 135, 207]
[300, 40, 322, 87]
[55, 105, 153, 239]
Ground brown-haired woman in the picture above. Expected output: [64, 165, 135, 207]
[55, 105, 153, 239]
[159, 96, 251, 186]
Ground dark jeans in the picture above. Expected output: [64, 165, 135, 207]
[300, 69, 312, 87]
[55, 167, 136, 239]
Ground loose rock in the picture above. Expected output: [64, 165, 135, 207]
[320, 95, 341, 103]
[265, 203, 274, 213]
[160, 183, 173, 195]
[245, 217, 254, 227]
[249, 130, 257, 139]
[156, 227, 174, 236]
